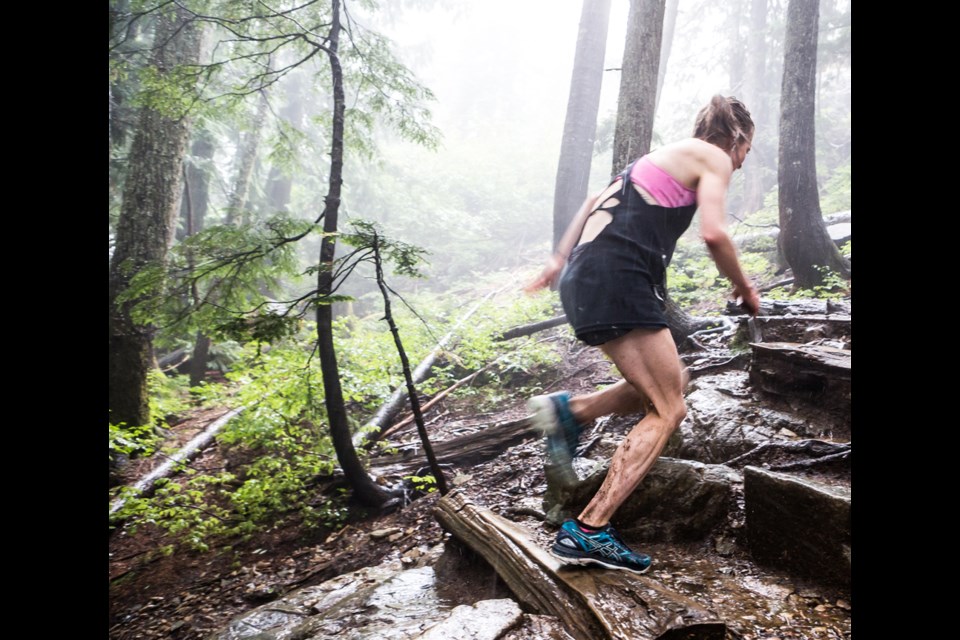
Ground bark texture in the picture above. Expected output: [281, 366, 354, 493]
[108, 6, 203, 427]
[654, 0, 679, 113]
[434, 490, 727, 640]
[316, 0, 392, 508]
[552, 0, 612, 250]
[777, 0, 850, 287]
[611, 0, 666, 174]
[740, 0, 769, 216]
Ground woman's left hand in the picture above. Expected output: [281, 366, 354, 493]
[524, 254, 565, 293]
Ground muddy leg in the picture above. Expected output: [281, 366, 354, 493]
[576, 327, 687, 528]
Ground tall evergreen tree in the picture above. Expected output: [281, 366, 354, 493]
[740, 0, 770, 216]
[611, 0, 666, 174]
[654, 0, 679, 114]
[552, 0, 612, 250]
[315, 0, 393, 508]
[108, 5, 203, 428]
[777, 0, 849, 287]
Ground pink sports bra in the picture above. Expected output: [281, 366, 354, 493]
[624, 156, 697, 208]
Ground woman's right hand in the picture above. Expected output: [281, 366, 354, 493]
[524, 254, 565, 293]
[734, 282, 761, 316]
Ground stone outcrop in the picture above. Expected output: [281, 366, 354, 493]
[744, 466, 851, 587]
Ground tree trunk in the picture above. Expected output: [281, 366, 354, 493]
[176, 130, 214, 242]
[179, 130, 216, 386]
[266, 70, 305, 213]
[777, 0, 850, 288]
[611, 0, 666, 174]
[372, 234, 449, 495]
[316, 0, 392, 508]
[225, 79, 271, 226]
[740, 0, 768, 216]
[552, 0, 611, 250]
[108, 6, 203, 428]
[654, 0, 679, 114]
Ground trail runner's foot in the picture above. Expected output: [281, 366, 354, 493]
[550, 518, 652, 574]
[527, 391, 585, 471]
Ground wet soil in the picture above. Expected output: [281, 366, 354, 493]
[109, 331, 850, 640]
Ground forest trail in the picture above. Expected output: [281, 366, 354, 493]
[109, 303, 850, 640]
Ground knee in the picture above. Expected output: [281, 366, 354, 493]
[663, 401, 686, 433]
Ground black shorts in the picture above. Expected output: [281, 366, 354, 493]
[559, 242, 669, 346]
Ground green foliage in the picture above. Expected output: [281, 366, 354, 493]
[112, 330, 348, 549]
[147, 370, 193, 426]
[109, 422, 159, 461]
[405, 474, 437, 493]
[820, 163, 851, 214]
[109, 371, 191, 463]
[341, 219, 430, 279]
[119, 214, 314, 340]
[767, 266, 849, 301]
[667, 239, 775, 313]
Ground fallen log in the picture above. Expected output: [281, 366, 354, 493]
[496, 315, 568, 341]
[732, 314, 851, 347]
[434, 489, 726, 640]
[371, 416, 534, 478]
[109, 407, 245, 520]
[377, 365, 492, 442]
[724, 298, 851, 317]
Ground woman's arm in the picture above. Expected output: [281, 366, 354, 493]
[696, 161, 760, 315]
[524, 193, 599, 292]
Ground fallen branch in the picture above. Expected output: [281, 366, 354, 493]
[109, 407, 245, 520]
[722, 439, 850, 469]
[769, 450, 850, 471]
[496, 315, 567, 341]
[377, 365, 492, 442]
[354, 289, 501, 449]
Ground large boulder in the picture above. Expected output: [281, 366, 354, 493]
[744, 466, 851, 587]
[544, 457, 742, 543]
[665, 371, 809, 464]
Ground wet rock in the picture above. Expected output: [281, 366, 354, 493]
[667, 371, 807, 463]
[418, 598, 522, 639]
[210, 549, 459, 640]
[500, 614, 574, 639]
[744, 466, 850, 587]
[748, 343, 851, 439]
[543, 457, 742, 543]
[370, 527, 403, 540]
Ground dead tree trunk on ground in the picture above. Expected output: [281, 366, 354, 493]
[434, 490, 726, 640]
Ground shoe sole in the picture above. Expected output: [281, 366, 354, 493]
[550, 546, 651, 575]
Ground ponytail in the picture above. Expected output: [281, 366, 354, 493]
[693, 95, 754, 149]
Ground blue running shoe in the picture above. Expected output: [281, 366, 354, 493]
[550, 518, 652, 574]
[527, 391, 584, 470]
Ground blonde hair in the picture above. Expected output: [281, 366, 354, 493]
[693, 95, 754, 150]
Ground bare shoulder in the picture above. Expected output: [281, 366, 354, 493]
[646, 138, 730, 188]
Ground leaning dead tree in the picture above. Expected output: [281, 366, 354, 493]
[370, 229, 449, 495]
